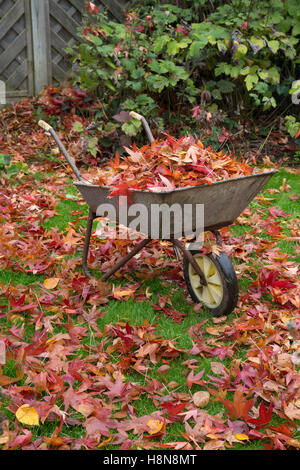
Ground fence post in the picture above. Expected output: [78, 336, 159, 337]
[30, 0, 51, 94]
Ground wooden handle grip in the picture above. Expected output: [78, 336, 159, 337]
[129, 111, 143, 121]
[38, 120, 52, 132]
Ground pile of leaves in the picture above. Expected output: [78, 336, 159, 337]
[83, 135, 265, 195]
[0, 84, 116, 167]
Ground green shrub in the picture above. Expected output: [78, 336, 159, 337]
[68, 0, 299, 145]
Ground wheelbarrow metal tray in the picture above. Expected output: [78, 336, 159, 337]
[75, 170, 276, 238]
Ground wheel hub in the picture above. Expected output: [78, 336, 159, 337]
[189, 254, 223, 308]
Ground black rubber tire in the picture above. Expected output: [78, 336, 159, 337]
[183, 250, 239, 317]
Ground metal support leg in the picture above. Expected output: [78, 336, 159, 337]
[172, 239, 207, 286]
[82, 209, 96, 279]
[102, 238, 152, 281]
[173, 245, 182, 260]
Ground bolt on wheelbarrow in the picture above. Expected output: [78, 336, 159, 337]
[38, 115, 277, 317]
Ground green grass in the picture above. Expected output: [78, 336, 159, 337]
[264, 169, 300, 216]
[0, 269, 46, 286]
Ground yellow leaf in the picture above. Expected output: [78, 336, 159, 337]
[16, 404, 39, 426]
[145, 287, 152, 299]
[235, 433, 249, 441]
[147, 419, 164, 435]
[44, 278, 60, 290]
[0, 430, 10, 444]
[63, 228, 79, 246]
[97, 437, 112, 449]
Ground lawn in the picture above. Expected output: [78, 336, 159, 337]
[0, 163, 299, 450]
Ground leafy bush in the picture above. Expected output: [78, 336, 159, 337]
[0, 153, 30, 178]
[0, 153, 10, 171]
[68, 1, 299, 146]
[285, 115, 300, 138]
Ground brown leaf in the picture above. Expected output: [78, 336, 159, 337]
[193, 391, 210, 408]
[211, 362, 226, 375]
[288, 194, 299, 201]
[0, 341, 5, 365]
[212, 316, 227, 324]
[203, 440, 225, 450]
[157, 365, 170, 376]
[279, 178, 291, 192]
[284, 402, 300, 421]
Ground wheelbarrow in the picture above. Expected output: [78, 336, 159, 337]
[38, 116, 276, 317]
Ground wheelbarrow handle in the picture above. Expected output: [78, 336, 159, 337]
[38, 120, 85, 182]
[129, 112, 155, 144]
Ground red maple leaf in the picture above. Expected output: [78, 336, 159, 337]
[259, 268, 295, 293]
[108, 181, 138, 203]
[188, 164, 213, 176]
[246, 401, 274, 429]
[161, 402, 186, 421]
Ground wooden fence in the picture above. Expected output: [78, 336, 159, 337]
[0, 0, 128, 101]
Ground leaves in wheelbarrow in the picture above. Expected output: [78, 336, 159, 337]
[84, 134, 268, 195]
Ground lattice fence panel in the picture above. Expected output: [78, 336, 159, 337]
[49, 0, 84, 85]
[0, 0, 33, 99]
[0, 0, 129, 100]
[49, 0, 129, 85]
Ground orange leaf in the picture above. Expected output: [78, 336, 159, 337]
[43, 278, 60, 290]
[294, 127, 300, 139]
[0, 363, 24, 386]
[113, 287, 136, 300]
[146, 418, 166, 437]
[205, 386, 254, 419]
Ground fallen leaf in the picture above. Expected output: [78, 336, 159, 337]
[284, 402, 300, 421]
[0, 340, 5, 365]
[113, 287, 136, 300]
[235, 434, 249, 441]
[210, 362, 226, 375]
[279, 178, 291, 192]
[147, 419, 165, 435]
[157, 365, 170, 375]
[43, 278, 60, 290]
[193, 391, 210, 408]
[203, 440, 225, 450]
[16, 405, 39, 426]
[0, 429, 10, 445]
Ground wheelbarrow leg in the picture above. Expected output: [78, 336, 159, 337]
[82, 209, 96, 279]
[102, 238, 152, 281]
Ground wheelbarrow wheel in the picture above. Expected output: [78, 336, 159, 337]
[183, 251, 238, 317]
